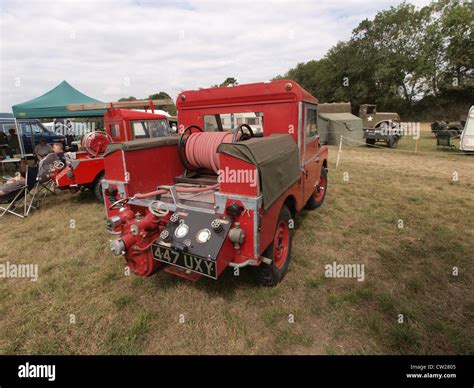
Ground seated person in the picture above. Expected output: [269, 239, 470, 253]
[34, 137, 52, 162]
[52, 143, 66, 163]
[37, 143, 66, 181]
[0, 172, 25, 197]
[8, 128, 20, 157]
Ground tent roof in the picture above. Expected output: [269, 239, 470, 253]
[12, 81, 105, 118]
[318, 112, 362, 122]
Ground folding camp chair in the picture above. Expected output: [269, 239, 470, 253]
[36, 153, 60, 199]
[436, 130, 456, 150]
[0, 166, 38, 218]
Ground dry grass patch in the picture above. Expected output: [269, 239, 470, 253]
[0, 132, 472, 354]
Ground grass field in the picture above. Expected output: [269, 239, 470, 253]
[1, 130, 473, 355]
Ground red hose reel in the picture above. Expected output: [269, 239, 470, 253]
[185, 131, 233, 173]
[81, 131, 112, 157]
[179, 125, 253, 173]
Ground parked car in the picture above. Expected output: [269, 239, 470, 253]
[359, 104, 402, 148]
[0, 113, 66, 155]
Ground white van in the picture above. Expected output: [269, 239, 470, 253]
[460, 106, 474, 152]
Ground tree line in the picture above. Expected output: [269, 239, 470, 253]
[275, 0, 473, 121]
[118, 92, 176, 115]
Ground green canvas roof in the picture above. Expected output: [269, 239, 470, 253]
[12, 81, 105, 119]
[218, 134, 300, 210]
[318, 112, 361, 121]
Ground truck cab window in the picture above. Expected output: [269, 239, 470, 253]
[18, 122, 32, 135]
[109, 124, 120, 139]
[305, 106, 318, 137]
[131, 119, 171, 139]
[144, 119, 171, 138]
[203, 112, 264, 135]
[30, 122, 43, 135]
[132, 122, 148, 139]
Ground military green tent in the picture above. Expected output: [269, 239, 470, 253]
[12, 81, 104, 118]
[317, 112, 364, 146]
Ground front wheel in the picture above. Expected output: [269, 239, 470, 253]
[93, 172, 105, 203]
[387, 136, 399, 148]
[255, 205, 293, 287]
[305, 167, 327, 210]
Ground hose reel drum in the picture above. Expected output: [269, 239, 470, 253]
[81, 131, 112, 157]
[178, 124, 253, 173]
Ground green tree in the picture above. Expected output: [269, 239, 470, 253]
[118, 96, 137, 102]
[277, 0, 473, 120]
[148, 92, 176, 115]
[212, 77, 239, 87]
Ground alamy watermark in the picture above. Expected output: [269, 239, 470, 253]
[325, 261, 365, 282]
[18, 362, 55, 382]
[0, 261, 38, 281]
[378, 121, 421, 140]
[51, 121, 96, 137]
[217, 166, 257, 187]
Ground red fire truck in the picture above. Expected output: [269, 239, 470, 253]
[52, 100, 175, 201]
[103, 80, 328, 286]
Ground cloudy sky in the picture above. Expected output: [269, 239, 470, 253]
[0, 0, 431, 112]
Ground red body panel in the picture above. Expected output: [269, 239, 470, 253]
[104, 144, 183, 194]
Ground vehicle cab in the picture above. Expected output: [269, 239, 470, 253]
[53, 104, 174, 202]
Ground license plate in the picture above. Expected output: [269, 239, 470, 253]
[152, 245, 217, 279]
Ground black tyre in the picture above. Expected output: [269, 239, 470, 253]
[93, 172, 105, 203]
[387, 136, 399, 148]
[256, 205, 293, 287]
[366, 138, 376, 146]
[448, 129, 458, 139]
[305, 167, 328, 210]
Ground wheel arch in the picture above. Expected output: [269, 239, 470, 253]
[283, 195, 297, 219]
[93, 169, 105, 184]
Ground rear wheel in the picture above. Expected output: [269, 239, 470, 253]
[305, 167, 327, 210]
[256, 205, 292, 287]
[93, 172, 105, 203]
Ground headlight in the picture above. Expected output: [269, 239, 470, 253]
[174, 223, 189, 239]
[196, 228, 211, 243]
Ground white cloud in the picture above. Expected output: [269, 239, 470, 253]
[0, 0, 432, 111]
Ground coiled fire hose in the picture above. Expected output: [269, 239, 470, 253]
[185, 132, 234, 173]
[81, 131, 111, 157]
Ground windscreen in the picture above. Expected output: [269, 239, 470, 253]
[131, 119, 171, 139]
[203, 112, 264, 135]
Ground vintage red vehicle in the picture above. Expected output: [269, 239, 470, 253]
[103, 80, 328, 286]
[51, 100, 175, 201]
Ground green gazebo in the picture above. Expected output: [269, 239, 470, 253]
[12, 80, 104, 118]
